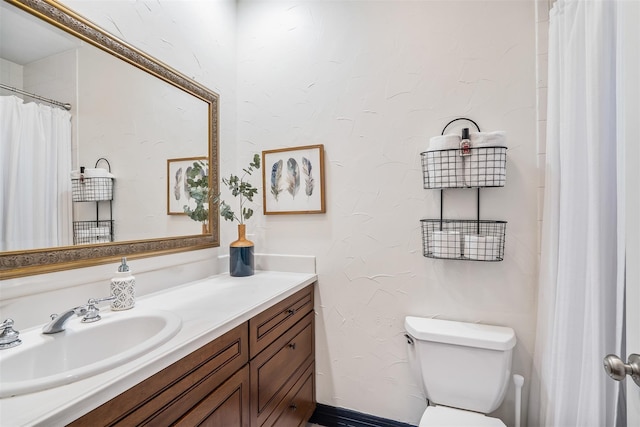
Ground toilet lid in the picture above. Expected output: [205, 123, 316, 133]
[419, 406, 506, 427]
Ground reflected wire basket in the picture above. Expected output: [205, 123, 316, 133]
[73, 220, 114, 245]
[421, 219, 506, 261]
[71, 176, 113, 201]
[71, 158, 114, 202]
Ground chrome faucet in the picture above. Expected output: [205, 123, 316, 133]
[42, 305, 88, 334]
[0, 319, 22, 349]
[82, 297, 116, 323]
[42, 296, 116, 334]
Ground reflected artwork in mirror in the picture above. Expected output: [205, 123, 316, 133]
[0, 0, 219, 278]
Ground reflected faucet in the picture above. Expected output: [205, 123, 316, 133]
[0, 319, 22, 349]
[42, 296, 116, 334]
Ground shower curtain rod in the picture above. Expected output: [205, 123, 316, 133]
[0, 83, 72, 111]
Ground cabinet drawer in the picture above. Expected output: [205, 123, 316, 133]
[249, 284, 314, 358]
[174, 364, 250, 427]
[261, 362, 315, 427]
[69, 323, 248, 426]
[251, 312, 314, 427]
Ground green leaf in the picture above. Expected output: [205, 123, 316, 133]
[243, 207, 254, 220]
[250, 153, 261, 169]
[220, 202, 235, 222]
[186, 154, 260, 225]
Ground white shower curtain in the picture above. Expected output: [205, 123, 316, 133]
[0, 95, 73, 251]
[529, 1, 630, 426]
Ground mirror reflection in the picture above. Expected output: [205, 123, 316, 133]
[0, 0, 219, 277]
[1, 0, 208, 251]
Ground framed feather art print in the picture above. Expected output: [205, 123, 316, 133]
[262, 144, 326, 215]
[167, 156, 207, 215]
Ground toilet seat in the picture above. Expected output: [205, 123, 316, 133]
[419, 406, 506, 427]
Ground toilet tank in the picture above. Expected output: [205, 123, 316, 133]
[405, 316, 516, 414]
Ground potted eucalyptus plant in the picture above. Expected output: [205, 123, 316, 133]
[184, 154, 261, 277]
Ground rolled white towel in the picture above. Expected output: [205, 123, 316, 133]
[432, 231, 462, 258]
[76, 227, 110, 244]
[464, 234, 500, 261]
[72, 185, 96, 201]
[427, 133, 461, 151]
[424, 152, 465, 188]
[71, 168, 114, 201]
[469, 131, 507, 148]
[424, 134, 465, 187]
[70, 168, 115, 179]
[92, 227, 110, 237]
[465, 131, 507, 187]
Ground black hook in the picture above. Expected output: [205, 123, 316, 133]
[94, 158, 111, 172]
[441, 117, 481, 135]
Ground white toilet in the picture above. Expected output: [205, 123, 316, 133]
[404, 316, 516, 426]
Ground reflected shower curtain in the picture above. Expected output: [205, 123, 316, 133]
[528, 1, 630, 426]
[0, 95, 73, 251]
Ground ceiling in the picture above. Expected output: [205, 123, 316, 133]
[0, 1, 80, 65]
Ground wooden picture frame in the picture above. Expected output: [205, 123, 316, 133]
[262, 145, 325, 215]
[167, 156, 207, 215]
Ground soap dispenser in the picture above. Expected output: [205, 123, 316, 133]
[460, 127, 472, 156]
[110, 257, 135, 310]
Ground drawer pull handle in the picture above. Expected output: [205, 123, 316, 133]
[286, 309, 296, 316]
[289, 403, 297, 411]
[288, 342, 296, 350]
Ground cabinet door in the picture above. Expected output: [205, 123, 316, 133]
[251, 312, 314, 427]
[175, 365, 250, 427]
[261, 362, 315, 427]
[69, 323, 248, 426]
[249, 285, 314, 358]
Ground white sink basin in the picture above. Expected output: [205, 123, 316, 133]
[0, 309, 182, 398]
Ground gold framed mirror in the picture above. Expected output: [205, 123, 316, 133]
[0, 0, 219, 279]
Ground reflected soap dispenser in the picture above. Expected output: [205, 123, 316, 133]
[110, 257, 135, 311]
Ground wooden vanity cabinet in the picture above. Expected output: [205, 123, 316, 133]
[67, 284, 315, 427]
[249, 285, 314, 358]
[249, 285, 315, 427]
[174, 365, 250, 427]
[69, 322, 249, 427]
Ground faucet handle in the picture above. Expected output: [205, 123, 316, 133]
[0, 318, 22, 349]
[82, 296, 116, 323]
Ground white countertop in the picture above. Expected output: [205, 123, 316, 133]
[0, 271, 317, 426]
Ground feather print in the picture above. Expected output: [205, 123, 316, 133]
[302, 157, 314, 196]
[184, 166, 192, 200]
[270, 160, 283, 201]
[173, 167, 182, 200]
[286, 158, 300, 198]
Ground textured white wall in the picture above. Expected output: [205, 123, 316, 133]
[22, 49, 76, 113]
[0, 58, 23, 88]
[237, 1, 538, 425]
[2, 1, 539, 425]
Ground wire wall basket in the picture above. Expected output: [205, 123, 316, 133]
[421, 146, 507, 189]
[73, 220, 114, 245]
[71, 158, 114, 201]
[71, 177, 113, 202]
[421, 219, 506, 261]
